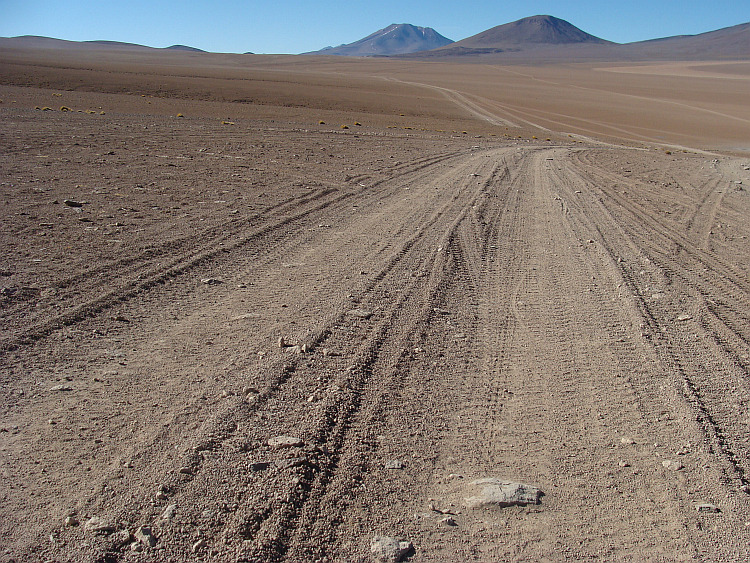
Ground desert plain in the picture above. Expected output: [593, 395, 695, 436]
[1, 44, 750, 562]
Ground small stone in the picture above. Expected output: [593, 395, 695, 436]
[288, 345, 302, 354]
[200, 278, 222, 285]
[160, 504, 177, 521]
[662, 460, 684, 471]
[63, 199, 85, 207]
[385, 459, 406, 470]
[134, 526, 157, 547]
[300, 343, 310, 353]
[268, 436, 304, 449]
[274, 456, 307, 470]
[620, 437, 636, 445]
[696, 503, 720, 513]
[155, 491, 167, 501]
[676, 314, 693, 322]
[49, 385, 73, 392]
[64, 516, 79, 527]
[370, 536, 413, 563]
[111, 529, 132, 549]
[441, 516, 457, 526]
[84, 516, 116, 534]
[193, 539, 207, 552]
[178, 466, 194, 475]
[464, 478, 542, 508]
[618, 460, 631, 468]
[347, 308, 373, 319]
[278, 337, 286, 348]
[130, 543, 144, 552]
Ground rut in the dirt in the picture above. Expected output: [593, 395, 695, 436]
[3, 145, 750, 562]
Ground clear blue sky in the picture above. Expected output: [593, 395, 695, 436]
[0, 0, 747, 54]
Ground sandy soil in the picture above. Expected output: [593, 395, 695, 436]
[2, 48, 750, 562]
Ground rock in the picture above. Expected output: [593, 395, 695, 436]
[620, 437, 636, 445]
[200, 277, 222, 285]
[441, 516, 457, 526]
[160, 503, 177, 521]
[370, 536, 413, 563]
[288, 345, 302, 354]
[662, 460, 684, 471]
[268, 436, 304, 449]
[464, 478, 542, 509]
[63, 199, 85, 207]
[193, 539, 207, 552]
[111, 529, 132, 549]
[274, 456, 307, 470]
[385, 459, 406, 470]
[676, 314, 693, 322]
[49, 385, 73, 392]
[178, 466, 194, 475]
[347, 308, 373, 319]
[84, 516, 116, 534]
[696, 503, 720, 513]
[278, 337, 286, 348]
[618, 460, 631, 468]
[155, 491, 167, 501]
[64, 515, 79, 527]
[134, 526, 157, 547]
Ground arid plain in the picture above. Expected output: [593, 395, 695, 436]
[2, 44, 750, 562]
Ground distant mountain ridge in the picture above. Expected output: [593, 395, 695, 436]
[1, 16, 748, 60]
[306, 23, 453, 56]
[0, 35, 205, 53]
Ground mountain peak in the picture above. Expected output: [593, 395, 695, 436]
[306, 23, 453, 56]
[450, 15, 611, 50]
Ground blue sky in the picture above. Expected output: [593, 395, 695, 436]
[0, 0, 747, 54]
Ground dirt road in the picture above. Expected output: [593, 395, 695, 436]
[2, 93, 750, 561]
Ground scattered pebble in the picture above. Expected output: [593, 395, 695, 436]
[134, 526, 157, 547]
[193, 539, 207, 552]
[464, 478, 542, 508]
[84, 516, 116, 534]
[64, 516, 79, 527]
[370, 536, 413, 563]
[268, 435, 304, 449]
[696, 503, 720, 513]
[200, 277, 222, 285]
[618, 460, 631, 468]
[347, 308, 373, 319]
[676, 314, 693, 322]
[160, 503, 177, 521]
[278, 337, 286, 348]
[49, 385, 73, 392]
[662, 460, 684, 471]
[178, 466, 194, 475]
[620, 437, 636, 445]
[441, 516, 457, 526]
[63, 199, 85, 207]
[385, 459, 406, 470]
